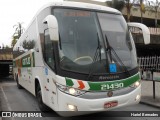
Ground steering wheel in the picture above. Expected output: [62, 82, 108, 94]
[74, 56, 93, 64]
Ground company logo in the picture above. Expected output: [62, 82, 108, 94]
[2, 112, 42, 118]
[107, 91, 113, 97]
[22, 57, 31, 66]
[2, 112, 11, 117]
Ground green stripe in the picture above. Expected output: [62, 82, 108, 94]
[66, 77, 74, 86]
[65, 73, 140, 91]
[88, 73, 140, 91]
[32, 52, 35, 67]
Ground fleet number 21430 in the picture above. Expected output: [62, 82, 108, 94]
[101, 83, 124, 90]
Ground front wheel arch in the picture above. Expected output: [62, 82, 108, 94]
[35, 79, 50, 112]
[16, 75, 23, 89]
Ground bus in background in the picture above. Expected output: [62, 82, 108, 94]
[13, 1, 150, 116]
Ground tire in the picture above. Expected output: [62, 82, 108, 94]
[16, 75, 23, 89]
[36, 83, 50, 112]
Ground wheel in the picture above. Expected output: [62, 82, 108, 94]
[36, 83, 50, 112]
[16, 75, 23, 89]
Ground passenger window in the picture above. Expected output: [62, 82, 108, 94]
[44, 29, 55, 70]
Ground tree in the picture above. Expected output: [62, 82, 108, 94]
[5, 45, 10, 49]
[13, 22, 24, 39]
[11, 36, 17, 47]
[125, 0, 140, 22]
[1, 44, 5, 49]
[22, 40, 35, 50]
[107, 0, 135, 22]
[106, 0, 125, 11]
[107, 0, 145, 22]
[147, 0, 160, 27]
[11, 22, 24, 47]
[132, 0, 146, 23]
[138, 0, 146, 23]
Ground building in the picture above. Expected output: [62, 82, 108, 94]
[65, 0, 160, 27]
[65, 0, 160, 57]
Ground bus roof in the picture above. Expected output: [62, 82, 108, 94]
[33, 1, 121, 24]
[14, 1, 122, 50]
[42, 1, 121, 14]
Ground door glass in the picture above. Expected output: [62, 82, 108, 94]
[44, 29, 55, 70]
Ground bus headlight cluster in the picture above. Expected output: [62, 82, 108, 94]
[56, 83, 86, 96]
[130, 81, 141, 88]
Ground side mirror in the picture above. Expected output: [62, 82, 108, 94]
[128, 22, 150, 44]
[43, 15, 59, 41]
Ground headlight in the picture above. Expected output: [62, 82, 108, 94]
[69, 88, 76, 95]
[56, 83, 86, 96]
[130, 81, 141, 88]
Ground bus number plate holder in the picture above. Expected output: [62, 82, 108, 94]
[104, 101, 118, 108]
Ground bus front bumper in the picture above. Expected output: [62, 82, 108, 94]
[57, 85, 141, 116]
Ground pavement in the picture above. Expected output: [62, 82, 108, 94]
[140, 80, 160, 108]
[0, 91, 1, 111]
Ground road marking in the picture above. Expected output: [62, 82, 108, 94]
[1, 86, 16, 120]
[1, 87, 12, 111]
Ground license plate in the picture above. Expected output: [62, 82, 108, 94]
[104, 101, 118, 108]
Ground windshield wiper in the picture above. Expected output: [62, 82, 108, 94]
[105, 34, 130, 76]
[87, 33, 102, 81]
[105, 35, 112, 63]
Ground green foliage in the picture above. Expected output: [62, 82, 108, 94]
[11, 36, 17, 48]
[11, 22, 24, 47]
[22, 40, 35, 50]
[13, 22, 24, 39]
[5, 45, 10, 48]
[107, 0, 146, 22]
[106, 0, 125, 11]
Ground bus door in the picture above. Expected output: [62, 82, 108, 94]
[44, 29, 57, 108]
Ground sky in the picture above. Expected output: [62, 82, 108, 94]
[0, 0, 155, 47]
[0, 0, 107, 47]
[0, 0, 62, 47]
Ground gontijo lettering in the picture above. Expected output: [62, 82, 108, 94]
[22, 56, 31, 66]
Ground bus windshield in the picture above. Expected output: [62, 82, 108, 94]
[53, 8, 137, 74]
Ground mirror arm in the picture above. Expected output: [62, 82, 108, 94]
[128, 22, 150, 45]
[43, 15, 59, 41]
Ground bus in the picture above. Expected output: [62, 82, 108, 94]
[13, 1, 150, 116]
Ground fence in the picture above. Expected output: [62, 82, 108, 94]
[138, 56, 160, 99]
[138, 56, 160, 80]
[138, 56, 160, 72]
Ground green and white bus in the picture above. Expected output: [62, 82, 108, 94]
[13, 1, 150, 116]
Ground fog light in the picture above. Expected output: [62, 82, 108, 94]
[135, 94, 141, 101]
[67, 104, 78, 111]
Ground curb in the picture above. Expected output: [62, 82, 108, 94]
[140, 101, 160, 109]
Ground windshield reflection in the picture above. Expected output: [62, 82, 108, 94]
[54, 8, 137, 74]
